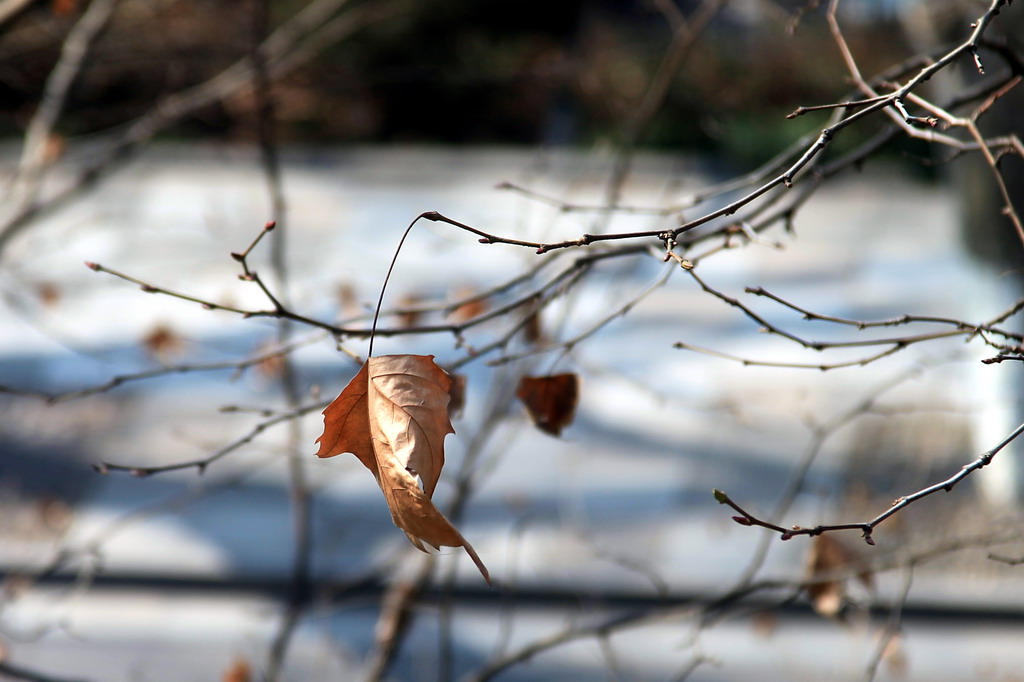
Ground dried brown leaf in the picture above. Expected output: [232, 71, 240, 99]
[316, 355, 489, 584]
[516, 373, 579, 436]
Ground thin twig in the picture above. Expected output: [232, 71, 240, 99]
[94, 399, 327, 476]
[715, 420, 1024, 545]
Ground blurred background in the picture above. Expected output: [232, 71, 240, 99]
[1, 1, 1024, 680]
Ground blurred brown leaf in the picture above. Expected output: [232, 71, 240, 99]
[35, 282, 60, 308]
[881, 633, 908, 677]
[516, 373, 579, 436]
[336, 281, 361, 317]
[221, 657, 251, 682]
[37, 498, 72, 531]
[448, 286, 489, 322]
[396, 292, 423, 328]
[447, 372, 467, 419]
[804, 534, 872, 618]
[51, 0, 79, 17]
[523, 310, 544, 344]
[315, 354, 489, 583]
[42, 133, 66, 164]
[749, 610, 778, 639]
[142, 324, 183, 361]
[254, 341, 285, 380]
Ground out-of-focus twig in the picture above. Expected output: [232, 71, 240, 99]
[0, 333, 327, 403]
[0, 660, 91, 682]
[604, 0, 728, 208]
[233, 2, 314, 675]
[93, 398, 327, 476]
[10, 0, 117, 214]
[0, 0, 406, 257]
[863, 566, 913, 682]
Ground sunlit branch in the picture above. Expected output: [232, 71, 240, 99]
[674, 341, 903, 371]
[746, 286, 1024, 342]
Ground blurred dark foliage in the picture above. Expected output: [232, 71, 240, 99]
[0, 0, 923, 162]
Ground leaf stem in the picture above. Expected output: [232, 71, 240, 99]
[370, 212, 429, 356]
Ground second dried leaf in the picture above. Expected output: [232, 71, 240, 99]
[516, 373, 579, 436]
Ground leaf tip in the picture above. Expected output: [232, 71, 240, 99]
[462, 540, 491, 586]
